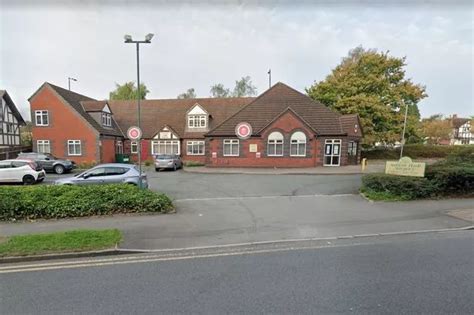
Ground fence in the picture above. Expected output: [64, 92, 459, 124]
[0, 145, 32, 160]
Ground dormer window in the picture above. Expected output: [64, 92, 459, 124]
[188, 114, 207, 128]
[101, 112, 112, 127]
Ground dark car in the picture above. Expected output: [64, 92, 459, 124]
[17, 152, 75, 174]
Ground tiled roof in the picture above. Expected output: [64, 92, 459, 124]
[46, 83, 123, 137]
[0, 90, 26, 125]
[82, 100, 108, 112]
[340, 114, 363, 137]
[107, 97, 254, 139]
[207, 82, 350, 137]
[452, 117, 470, 128]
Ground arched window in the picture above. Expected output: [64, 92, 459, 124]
[267, 131, 284, 156]
[290, 131, 306, 156]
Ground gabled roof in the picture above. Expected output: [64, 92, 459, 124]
[452, 117, 470, 128]
[340, 114, 363, 137]
[41, 83, 123, 137]
[108, 97, 254, 139]
[0, 90, 26, 125]
[207, 82, 349, 137]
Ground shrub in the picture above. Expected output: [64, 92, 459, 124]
[76, 160, 98, 169]
[144, 159, 153, 167]
[361, 174, 437, 200]
[0, 184, 174, 221]
[361, 144, 473, 160]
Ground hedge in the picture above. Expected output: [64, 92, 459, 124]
[361, 148, 474, 200]
[361, 144, 473, 160]
[0, 184, 174, 221]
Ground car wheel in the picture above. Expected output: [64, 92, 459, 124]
[22, 175, 36, 185]
[155, 168, 159, 172]
[54, 165, 65, 174]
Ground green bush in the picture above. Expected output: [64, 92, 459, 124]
[0, 184, 174, 221]
[76, 160, 98, 169]
[362, 144, 474, 160]
[361, 174, 437, 200]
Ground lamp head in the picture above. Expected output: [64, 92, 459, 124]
[124, 34, 133, 43]
[145, 33, 154, 42]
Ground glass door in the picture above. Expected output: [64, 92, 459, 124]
[324, 139, 341, 166]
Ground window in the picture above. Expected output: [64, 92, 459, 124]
[35, 110, 49, 126]
[105, 167, 129, 176]
[37, 140, 51, 154]
[131, 141, 138, 154]
[324, 139, 341, 166]
[290, 132, 306, 157]
[67, 140, 82, 156]
[116, 141, 123, 154]
[188, 115, 207, 128]
[223, 139, 239, 156]
[84, 167, 106, 177]
[151, 140, 180, 155]
[267, 131, 284, 156]
[187, 141, 205, 155]
[6, 123, 13, 133]
[102, 113, 112, 127]
[348, 141, 357, 156]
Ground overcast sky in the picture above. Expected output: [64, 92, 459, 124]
[1, 0, 473, 120]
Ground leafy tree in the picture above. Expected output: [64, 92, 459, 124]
[177, 88, 196, 99]
[306, 46, 427, 145]
[109, 82, 149, 100]
[419, 114, 452, 144]
[232, 76, 257, 97]
[20, 121, 32, 146]
[210, 76, 258, 98]
[210, 84, 230, 98]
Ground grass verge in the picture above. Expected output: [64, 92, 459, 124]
[0, 229, 122, 257]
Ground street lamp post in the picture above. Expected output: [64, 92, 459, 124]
[68, 77, 77, 91]
[400, 99, 409, 159]
[124, 33, 154, 189]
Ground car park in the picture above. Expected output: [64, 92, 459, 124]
[17, 152, 75, 174]
[0, 159, 46, 185]
[154, 154, 182, 171]
[54, 163, 148, 188]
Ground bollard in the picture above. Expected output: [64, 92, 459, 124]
[361, 158, 367, 171]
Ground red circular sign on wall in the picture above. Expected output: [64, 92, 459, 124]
[235, 122, 252, 140]
[127, 126, 142, 140]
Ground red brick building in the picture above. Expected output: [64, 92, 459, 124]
[29, 82, 362, 167]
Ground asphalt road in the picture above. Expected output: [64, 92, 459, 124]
[1, 231, 473, 314]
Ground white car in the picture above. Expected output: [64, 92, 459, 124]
[0, 159, 46, 185]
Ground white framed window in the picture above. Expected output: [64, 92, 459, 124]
[35, 110, 49, 126]
[101, 113, 112, 127]
[188, 115, 207, 128]
[6, 123, 13, 133]
[267, 131, 284, 156]
[152, 140, 180, 155]
[187, 141, 205, 155]
[115, 140, 123, 154]
[324, 139, 341, 166]
[37, 140, 51, 154]
[290, 131, 307, 157]
[67, 140, 82, 156]
[130, 141, 138, 154]
[223, 139, 239, 156]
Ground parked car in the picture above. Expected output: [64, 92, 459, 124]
[17, 152, 75, 174]
[54, 163, 148, 188]
[0, 159, 46, 185]
[154, 154, 182, 171]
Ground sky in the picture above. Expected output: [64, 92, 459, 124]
[1, 0, 473, 120]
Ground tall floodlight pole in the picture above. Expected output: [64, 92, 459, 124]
[400, 99, 409, 159]
[124, 33, 154, 189]
[68, 77, 77, 90]
[268, 69, 271, 88]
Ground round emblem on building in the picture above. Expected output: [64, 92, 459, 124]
[127, 126, 142, 140]
[235, 122, 252, 140]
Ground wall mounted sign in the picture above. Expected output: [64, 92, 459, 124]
[249, 144, 258, 153]
[159, 131, 172, 139]
[212, 152, 217, 158]
[127, 126, 142, 140]
[385, 157, 426, 177]
[235, 122, 252, 140]
[256, 152, 261, 158]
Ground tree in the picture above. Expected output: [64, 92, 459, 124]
[210, 84, 230, 98]
[306, 46, 427, 146]
[210, 76, 258, 98]
[232, 76, 257, 97]
[420, 114, 452, 144]
[177, 88, 196, 99]
[20, 121, 32, 146]
[109, 82, 149, 100]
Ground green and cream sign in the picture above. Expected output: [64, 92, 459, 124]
[385, 157, 426, 177]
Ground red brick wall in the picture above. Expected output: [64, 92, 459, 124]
[30, 86, 99, 164]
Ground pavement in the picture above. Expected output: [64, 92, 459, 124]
[2, 171, 473, 251]
[1, 230, 473, 314]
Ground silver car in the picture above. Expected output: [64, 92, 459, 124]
[54, 163, 148, 188]
[154, 155, 182, 171]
